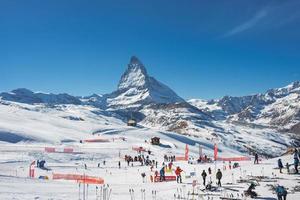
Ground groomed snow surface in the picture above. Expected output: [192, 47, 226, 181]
[0, 100, 298, 200]
[0, 129, 299, 200]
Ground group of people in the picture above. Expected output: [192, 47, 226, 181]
[164, 155, 176, 162]
[124, 154, 158, 168]
[197, 155, 212, 163]
[201, 168, 222, 188]
[274, 148, 300, 200]
[278, 148, 299, 174]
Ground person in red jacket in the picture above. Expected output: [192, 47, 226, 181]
[175, 166, 183, 183]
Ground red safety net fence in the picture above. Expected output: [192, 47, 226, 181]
[45, 147, 56, 153]
[44, 147, 81, 154]
[176, 144, 189, 161]
[53, 173, 104, 184]
[217, 157, 251, 162]
[132, 147, 146, 152]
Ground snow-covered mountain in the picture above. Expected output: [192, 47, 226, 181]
[0, 56, 299, 157]
[190, 81, 300, 134]
[103, 56, 185, 109]
[0, 88, 82, 105]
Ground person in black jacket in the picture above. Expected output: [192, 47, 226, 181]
[216, 169, 222, 187]
[278, 159, 283, 173]
[254, 153, 259, 164]
[201, 170, 207, 186]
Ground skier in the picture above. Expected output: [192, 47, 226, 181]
[278, 159, 283, 173]
[118, 161, 121, 169]
[294, 156, 299, 174]
[201, 170, 207, 186]
[216, 169, 222, 187]
[276, 185, 287, 200]
[254, 153, 259, 164]
[175, 166, 183, 183]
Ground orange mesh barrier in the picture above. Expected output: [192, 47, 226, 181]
[53, 173, 104, 184]
[77, 178, 104, 184]
[175, 156, 187, 161]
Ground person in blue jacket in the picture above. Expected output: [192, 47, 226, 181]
[278, 159, 283, 173]
[159, 167, 165, 181]
[276, 185, 287, 200]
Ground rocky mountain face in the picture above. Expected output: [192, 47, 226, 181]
[103, 56, 185, 109]
[190, 81, 300, 134]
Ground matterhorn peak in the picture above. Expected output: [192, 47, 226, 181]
[130, 56, 143, 66]
[107, 56, 185, 108]
[117, 56, 149, 90]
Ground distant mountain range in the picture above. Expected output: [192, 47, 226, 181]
[0, 56, 299, 156]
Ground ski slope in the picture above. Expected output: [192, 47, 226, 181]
[0, 135, 299, 200]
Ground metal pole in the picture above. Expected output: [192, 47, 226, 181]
[78, 183, 81, 200]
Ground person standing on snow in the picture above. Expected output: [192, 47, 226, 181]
[208, 167, 212, 175]
[159, 167, 165, 182]
[118, 161, 121, 169]
[216, 169, 222, 187]
[278, 159, 283, 173]
[294, 156, 299, 174]
[294, 148, 299, 159]
[254, 153, 259, 164]
[201, 170, 207, 186]
[286, 163, 290, 174]
[141, 172, 146, 183]
[175, 166, 183, 183]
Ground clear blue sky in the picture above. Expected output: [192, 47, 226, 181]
[1, 0, 300, 99]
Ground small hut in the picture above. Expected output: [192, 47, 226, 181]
[127, 119, 137, 127]
[151, 137, 160, 145]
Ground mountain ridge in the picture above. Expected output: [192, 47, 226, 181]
[1, 57, 299, 135]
